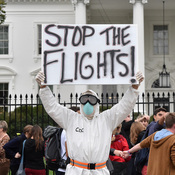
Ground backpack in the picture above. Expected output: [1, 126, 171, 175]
[43, 125, 67, 171]
[134, 128, 149, 173]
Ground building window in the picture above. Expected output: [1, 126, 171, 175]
[0, 25, 8, 55]
[0, 83, 8, 113]
[38, 25, 42, 55]
[153, 25, 168, 55]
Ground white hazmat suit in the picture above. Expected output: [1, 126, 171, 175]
[39, 86, 139, 175]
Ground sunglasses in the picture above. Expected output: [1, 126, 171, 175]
[79, 94, 100, 105]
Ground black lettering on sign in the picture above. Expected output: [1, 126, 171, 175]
[57, 25, 74, 46]
[116, 53, 129, 77]
[99, 26, 114, 45]
[43, 49, 63, 83]
[113, 27, 121, 45]
[100, 26, 131, 46]
[82, 26, 95, 45]
[80, 52, 94, 79]
[105, 50, 121, 78]
[130, 46, 136, 84]
[72, 26, 82, 46]
[45, 24, 61, 47]
[60, 52, 73, 83]
[97, 52, 106, 78]
[74, 52, 79, 80]
[43, 24, 136, 84]
[121, 26, 131, 46]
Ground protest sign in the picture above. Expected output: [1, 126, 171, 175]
[42, 24, 138, 85]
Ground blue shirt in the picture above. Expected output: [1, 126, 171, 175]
[148, 121, 165, 136]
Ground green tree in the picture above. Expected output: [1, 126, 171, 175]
[0, 0, 6, 24]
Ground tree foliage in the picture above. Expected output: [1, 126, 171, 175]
[0, 105, 58, 138]
[0, 0, 6, 24]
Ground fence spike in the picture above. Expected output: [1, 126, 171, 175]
[152, 92, 155, 98]
[162, 92, 165, 98]
[58, 93, 61, 103]
[147, 92, 150, 97]
[173, 92, 175, 97]
[168, 92, 170, 97]
[116, 93, 119, 98]
[70, 93, 73, 98]
[75, 93, 78, 98]
[157, 92, 160, 97]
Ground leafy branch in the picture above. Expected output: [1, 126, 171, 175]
[0, 0, 6, 24]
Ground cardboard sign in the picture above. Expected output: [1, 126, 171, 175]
[42, 24, 138, 85]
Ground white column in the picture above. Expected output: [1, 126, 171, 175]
[129, 0, 147, 115]
[130, 0, 147, 95]
[71, 0, 89, 24]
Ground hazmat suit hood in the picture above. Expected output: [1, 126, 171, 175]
[79, 89, 100, 120]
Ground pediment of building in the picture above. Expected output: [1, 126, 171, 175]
[0, 66, 17, 76]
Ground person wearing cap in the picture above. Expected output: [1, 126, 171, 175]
[35, 71, 144, 175]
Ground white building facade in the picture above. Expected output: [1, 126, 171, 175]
[1, 0, 175, 109]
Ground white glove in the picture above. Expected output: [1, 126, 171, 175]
[35, 71, 45, 87]
[135, 71, 144, 84]
[132, 71, 144, 89]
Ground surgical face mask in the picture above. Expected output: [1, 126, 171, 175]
[83, 102, 94, 115]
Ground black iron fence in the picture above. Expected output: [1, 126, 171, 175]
[0, 91, 175, 175]
[1, 91, 175, 138]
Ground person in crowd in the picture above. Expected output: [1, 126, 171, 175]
[3, 125, 33, 175]
[130, 122, 146, 146]
[120, 114, 133, 149]
[120, 114, 149, 175]
[120, 114, 134, 175]
[138, 107, 167, 175]
[109, 124, 131, 175]
[129, 121, 146, 175]
[35, 70, 144, 175]
[109, 148, 123, 175]
[147, 107, 167, 136]
[135, 114, 150, 128]
[23, 125, 46, 175]
[123, 112, 175, 175]
[0, 120, 10, 175]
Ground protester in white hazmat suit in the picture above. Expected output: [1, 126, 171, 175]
[36, 71, 144, 175]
